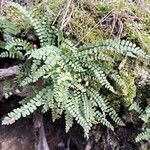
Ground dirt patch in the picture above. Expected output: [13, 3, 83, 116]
[0, 117, 64, 150]
[0, 118, 34, 150]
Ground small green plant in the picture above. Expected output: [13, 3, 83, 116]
[0, 2, 150, 137]
[130, 102, 150, 142]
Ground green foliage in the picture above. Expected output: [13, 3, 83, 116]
[136, 128, 150, 142]
[3, 78, 12, 99]
[0, 18, 21, 49]
[120, 69, 136, 106]
[0, 2, 150, 137]
[2, 87, 48, 125]
[130, 102, 150, 142]
[65, 0, 150, 52]
[0, 19, 20, 34]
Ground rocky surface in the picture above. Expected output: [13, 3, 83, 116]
[0, 119, 34, 150]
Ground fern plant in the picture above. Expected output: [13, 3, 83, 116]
[129, 102, 150, 142]
[1, 2, 150, 136]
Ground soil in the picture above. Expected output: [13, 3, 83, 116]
[0, 119, 34, 150]
[0, 111, 149, 150]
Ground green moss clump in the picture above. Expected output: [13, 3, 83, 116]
[120, 69, 136, 107]
[48, 0, 66, 11]
[94, 3, 113, 18]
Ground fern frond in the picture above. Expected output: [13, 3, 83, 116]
[82, 92, 94, 123]
[87, 88, 108, 114]
[130, 102, 150, 142]
[129, 102, 144, 114]
[66, 91, 92, 135]
[110, 73, 126, 88]
[51, 106, 62, 122]
[0, 38, 32, 59]
[65, 111, 74, 132]
[20, 64, 51, 86]
[83, 64, 115, 93]
[20, 75, 33, 87]
[26, 45, 61, 61]
[53, 74, 70, 108]
[107, 106, 125, 126]
[8, 2, 55, 46]
[0, 51, 24, 59]
[94, 110, 114, 131]
[42, 87, 54, 113]
[79, 39, 150, 60]
[2, 87, 48, 125]
[76, 48, 113, 62]
[5, 38, 32, 52]
[139, 106, 150, 123]
[2, 2, 149, 138]
[61, 39, 77, 53]
[136, 128, 150, 142]
[88, 87, 124, 126]
[78, 52, 113, 62]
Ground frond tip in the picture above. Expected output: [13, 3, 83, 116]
[2, 87, 48, 125]
[136, 129, 150, 142]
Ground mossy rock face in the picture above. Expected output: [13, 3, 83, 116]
[94, 2, 113, 18]
[67, 0, 150, 49]
[48, 0, 66, 11]
[121, 70, 136, 107]
[3, 0, 150, 48]
[107, 69, 136, 110]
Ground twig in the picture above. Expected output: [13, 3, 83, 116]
[117, 18, 124, 39]
[110, 13, 117, 38]
[118, 55, 128, 70]
[52, 9, 63, 25]
[60, 0, 72, 30]
[34, 111, 49, 150]
[62, 11, 73, 29]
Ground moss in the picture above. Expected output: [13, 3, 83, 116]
[94, 3, 113, 18]
[48, 0, 66, 11]
[65, 2, 112, 44]
[120, 69, 136, 107]
[3, 8, 30, 30]
[124, 2, 150, 50]
[108, 65, 136, 110]
[79, 29, 109, 44]
[125, 24, 150, 51]
[66, 9, 103, 44]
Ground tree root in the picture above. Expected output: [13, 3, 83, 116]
[33, 110, 49, 150]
